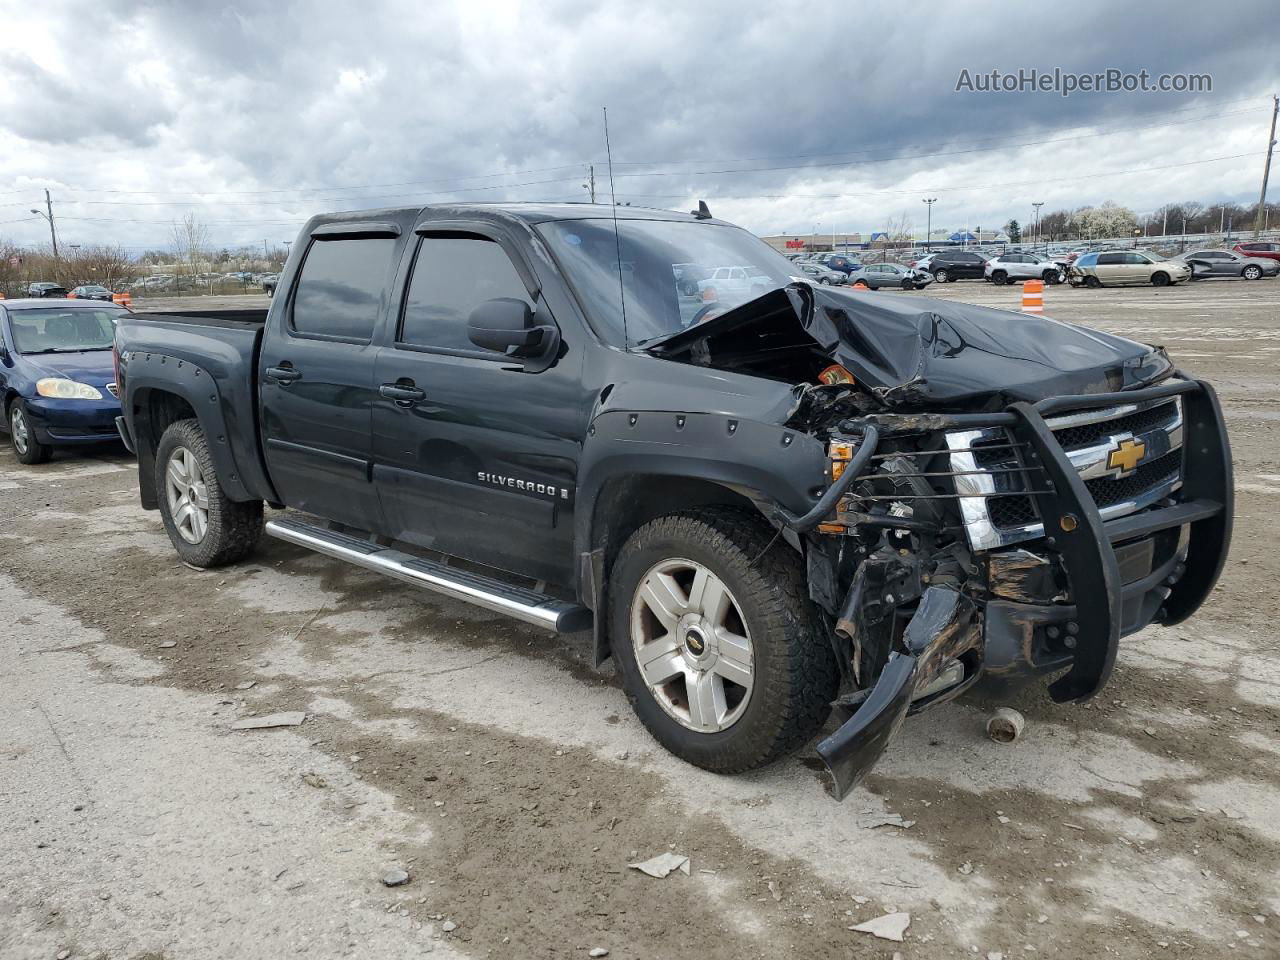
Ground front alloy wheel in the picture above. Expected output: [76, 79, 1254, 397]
[164, 445, 209, 544]
[9, 401, 52, 464]
[631, 558, 754, 733]
[609, 508, 837, 774]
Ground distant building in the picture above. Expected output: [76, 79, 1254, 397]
[760, 233, 864, 254]
[947, 230, 1009, 245]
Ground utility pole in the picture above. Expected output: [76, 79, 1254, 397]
[1254, 94, 1278, 237]
[1032, 202, 1044, 248]
[922, 198, 936, 252]
[263, 239, 269, 260]
[30, 189, 59, 257]
[1162, 208, 1168, 239]
[583, 165, 596, 203]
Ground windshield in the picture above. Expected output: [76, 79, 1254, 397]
[537, 218, 798, 346]
[8, 308, 118, 353]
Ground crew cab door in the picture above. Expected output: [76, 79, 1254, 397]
[370, 227, 583, 585]
[258, 228, 400, 530]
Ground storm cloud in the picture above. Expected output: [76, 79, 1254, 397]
[1, 0, 1275, 250]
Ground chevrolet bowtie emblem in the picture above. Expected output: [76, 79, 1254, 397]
[1107, 437, 1146, 477]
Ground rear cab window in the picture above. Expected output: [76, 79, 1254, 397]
[290, 237, 397, 342]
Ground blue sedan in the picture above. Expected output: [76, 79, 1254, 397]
[0, 299, 127, 464]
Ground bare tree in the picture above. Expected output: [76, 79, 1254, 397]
[885, 211, 915, 244]
[72, 245, 137, 289]
[170, 213, 211, 282]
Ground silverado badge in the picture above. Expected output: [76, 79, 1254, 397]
[1106, 437, 1146, 478]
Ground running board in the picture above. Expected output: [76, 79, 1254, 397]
[264, 517, 592, 633]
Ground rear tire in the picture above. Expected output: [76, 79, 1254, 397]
[609, 507, 837, 774]
[8, 400, 52, 465]
[155, 418, 263, 567]
[934, 268, 949, 283]
[991, 270, 1008, 284]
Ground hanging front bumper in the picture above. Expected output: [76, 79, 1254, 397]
[812, 377, 1232, 801]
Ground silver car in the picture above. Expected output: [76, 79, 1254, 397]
[847, 263, 933, 290]
[1177, 249, 1279, 282]
[984, 253, 1066, 285]
[795, 262, 847, 285]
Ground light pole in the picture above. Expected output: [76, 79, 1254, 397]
[812, 222, 820, 253]
[30, 196, 59, 257]
[1032, 202, 1044, 248]
[922, 198, 936, 252]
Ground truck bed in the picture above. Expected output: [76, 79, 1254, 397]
[130, 307, 268, 326]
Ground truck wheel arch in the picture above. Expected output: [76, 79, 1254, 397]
[124, 361, 261, 509]
[579, 472, 803, 669]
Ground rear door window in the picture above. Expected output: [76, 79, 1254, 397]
[291, 237, 396, 341]
[399, 235, 533, 355]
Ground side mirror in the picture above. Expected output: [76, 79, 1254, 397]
[467, 298, 559, 370]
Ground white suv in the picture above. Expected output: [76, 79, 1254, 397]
[985, 253, 1065, 285]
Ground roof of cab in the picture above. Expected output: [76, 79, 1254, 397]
[305, 201, 727, 229]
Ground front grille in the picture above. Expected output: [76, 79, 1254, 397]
[1053, 401, 1177, 450]
[948, 397, 1184, 549]
[988, 492, 1038, 528]
[1085, 448, 1182, 508]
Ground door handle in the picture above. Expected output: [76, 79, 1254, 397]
[266, 365, 301, 384]
[380, 382, 426, 405]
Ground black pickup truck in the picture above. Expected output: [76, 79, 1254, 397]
[113, 202, 1232, 799]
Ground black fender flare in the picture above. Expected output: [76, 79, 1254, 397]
[122, 352, 274, 507]
[573, 408, 827, 666]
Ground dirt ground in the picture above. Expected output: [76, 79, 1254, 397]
[2, 280, 1277, 960]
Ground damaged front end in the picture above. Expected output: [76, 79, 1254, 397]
[648, 284, 1233, 801]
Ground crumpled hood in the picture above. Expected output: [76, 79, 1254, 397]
[24, 349, 116, 386]
[644, 284, 1171, 410]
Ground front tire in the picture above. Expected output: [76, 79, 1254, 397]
[8, 400, 52, 465]
[1243, 265, 1262, 280]
[1151, 271, 1171, 287]
[155, 418, 263, 567]
[609, 508, 837, 774]
[1084, 275, 1102, 289]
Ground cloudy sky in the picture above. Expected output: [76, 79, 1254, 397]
[1, 0, 1276, 252]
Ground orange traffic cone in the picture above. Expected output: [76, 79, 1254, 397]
[1021, 279, 1044, 314]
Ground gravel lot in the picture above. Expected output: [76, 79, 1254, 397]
[2, 281, 1278, 959]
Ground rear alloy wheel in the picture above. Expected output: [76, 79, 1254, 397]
[610, 508, 837, 774]
[934, 268, 949, 282]
[1243, 265, 1262, 280]
[991, 270, 1008, 285]
[1084, 275, 1102, 289]
[155, 418, 263, 567]
[8, 400, 52, 465]
[1151, 271, 1171, 287]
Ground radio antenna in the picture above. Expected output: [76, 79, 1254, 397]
[603, 106, 628, 349]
